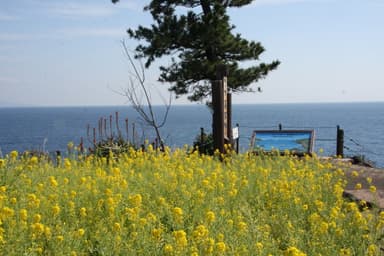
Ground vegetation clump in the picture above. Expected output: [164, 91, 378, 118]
[0, 148, 383, 255]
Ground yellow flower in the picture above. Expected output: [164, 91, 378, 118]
[52, 204, 61, 216]
[33, 214, 42, 223]
[380, 211, 384, 220]
[147, 212, 157, 222]
[355, 183, 362, 190]
[31, 223, 45, 235]
[49, 176, 58, 187]
[163, 244, 173, 254]
[366, 244, 378, 256]
[80, 207, 87, 217]
[125, 207, 138, 220]
[158, 197, 166, 205]
[56, 235, 64, 242]
[339, 248, 351, 256]
[112, 167, 121, 176]
[44, 226, 52, 238]
[1, 207, 15, 219]
[206, 211, 216, 223]
[193, 225, 209, 241]
[256, 242, 263, 250]
[151, 228, 162, 240]
[64, 158, 72, 169]
[370, 185, 376, 193]
[76, 228, 85, 237]
[173, 207, 183, 216]
[284, 246, 307, 256]
[215, 242, 226, 253]
[70, 190, 77, 198]
[113, 222, 121, 232]
[0, 159, 5, 167]
[10, 150, 18, 159]
[173, 207, 184, 223]
[204, 238, 215, 254]
[319, 221, 329, 234]
[35, 247, 43, 254]
[129, 194, 142, 207]
[237, 221, 247, 232]
[20, 209, 28, 221]
[30, 156, 38, 165]
[315, 200, 324, 211]
[173, 230, 188, 247]
[68, 201, 75, 209]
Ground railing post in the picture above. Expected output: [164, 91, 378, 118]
[336, 125, 344, 157]
[236, 123, 239, 154]
[200, 127, 205, 146]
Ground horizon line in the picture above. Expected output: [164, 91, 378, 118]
[1, 100, 384, 108]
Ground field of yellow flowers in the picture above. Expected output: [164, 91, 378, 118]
[1, 147, 383, 255]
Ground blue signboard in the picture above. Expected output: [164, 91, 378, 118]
[250, 130, 315, 154]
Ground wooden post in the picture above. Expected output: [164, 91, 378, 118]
[235, 123, 239, 154]
[200, 127, 205, 148]
[125, 118, 129, 142]
[336, 125, 344, 157]
[212, 79, 224, 154]
[212, 65, 228, 154]
[132, 123, 136, 146]
[226, 92, 232, 146]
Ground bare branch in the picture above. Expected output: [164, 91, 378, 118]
[119, 40, 173, 151]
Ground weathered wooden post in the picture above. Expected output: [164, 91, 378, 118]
[200, 127, 205, 146]
[226, 92, 233, 146]
[336, 125, 344, 157]
[132, 123, 136, 146]
[212, 65, 228, 154]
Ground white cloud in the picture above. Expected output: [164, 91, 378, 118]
[251, 0, 330, 6]
[0, 13, 20, 21]
[0, 76, 20, 84]
[59, 27, 126, 38]
[46, 2, 116, 17]
[113, 1, 143, 12]
[0, 27, 127, 42]
[45, 1, 144, 17]
[0, 33, 30, 41]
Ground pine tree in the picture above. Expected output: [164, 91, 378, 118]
[113, 0, 280, 103]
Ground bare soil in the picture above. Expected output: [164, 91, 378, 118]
[329, 158, 384, 209]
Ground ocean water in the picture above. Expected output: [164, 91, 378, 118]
[0, 102, 383, 167]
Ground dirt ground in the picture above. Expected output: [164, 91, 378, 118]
[328, 158, 384, 209]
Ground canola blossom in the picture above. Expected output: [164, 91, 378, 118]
[0, 147, 383, 255]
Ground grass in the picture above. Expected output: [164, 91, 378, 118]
[0, 147, 383, 255]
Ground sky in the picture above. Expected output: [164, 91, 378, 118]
[0, 0, 383, 106]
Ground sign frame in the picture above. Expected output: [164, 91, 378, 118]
[250, 130, 315, 155]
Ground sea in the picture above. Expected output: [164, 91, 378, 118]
[0, 102, 383, 167]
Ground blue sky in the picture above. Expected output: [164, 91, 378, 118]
[0, 0, 383, 106]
